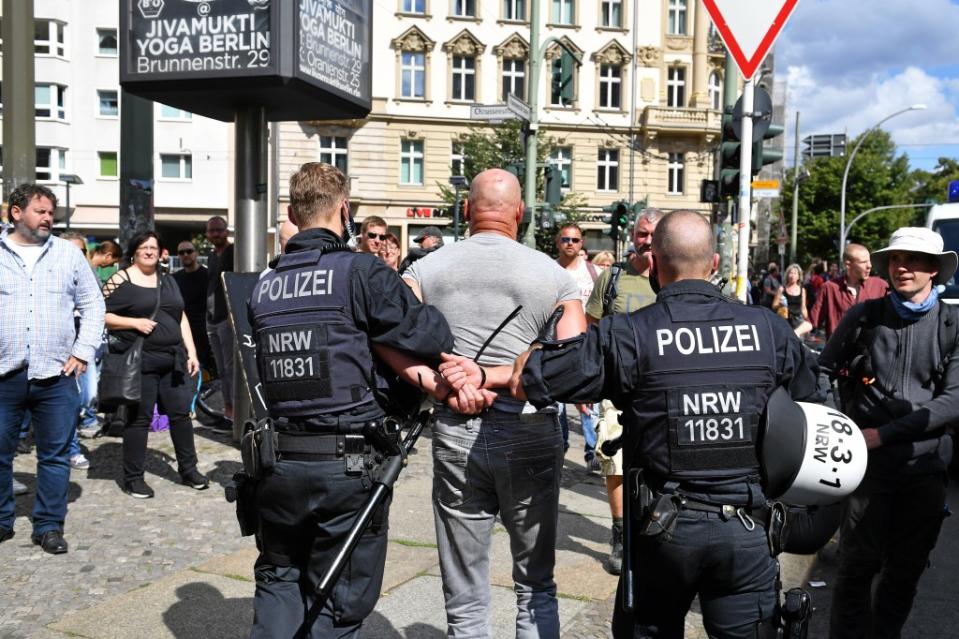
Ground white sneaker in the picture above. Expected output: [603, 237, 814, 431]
[69, 454, 90, 471]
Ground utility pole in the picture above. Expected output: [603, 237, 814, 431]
[118, 90, 154, 253]
[521, 0, 542, 249]
[2, 0, 35, 201]
[734, 77, 754, 303]
[790, 111, 800, 265]
[627, 0, 639, 208]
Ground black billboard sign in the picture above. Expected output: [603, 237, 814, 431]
[129, 0, 273, 78]
[297, 0, 371, 105]
[121, 0, 373, 122]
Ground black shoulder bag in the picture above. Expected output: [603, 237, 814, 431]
[99, 276, 163, 406]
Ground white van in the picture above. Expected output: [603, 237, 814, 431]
[925, 201, 959, 304]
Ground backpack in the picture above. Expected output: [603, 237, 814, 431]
[837, 298, 959, 408]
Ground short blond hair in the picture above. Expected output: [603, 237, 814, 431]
[289, 162, 349, 227]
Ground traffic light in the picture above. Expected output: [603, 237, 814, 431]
[752, 124, 784, 174]
[719, 106, 742, 199]
[545, 165, 562, 207]
[505, 161, 526, 186]
[611, 201, 629, 239]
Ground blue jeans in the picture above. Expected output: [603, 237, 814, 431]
[0, 369, 79, 535]
[77, 355, 99, 430]
[581, 404, 598, 458]
[432, 408, 563, 638]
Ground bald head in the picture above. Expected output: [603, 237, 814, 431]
[651, 210, 717, 283]
[466, 169, 524, 237]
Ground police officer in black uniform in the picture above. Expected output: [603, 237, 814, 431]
[511, 210, 820, 638]
[247, 162, 454, 638]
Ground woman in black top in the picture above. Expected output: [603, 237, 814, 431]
[103, 232, 209, 498]
[773, 263, 813, 337]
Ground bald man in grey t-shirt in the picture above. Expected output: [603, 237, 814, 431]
[405, 169, 584, 638]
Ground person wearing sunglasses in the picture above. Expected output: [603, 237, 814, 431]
[554, 224, 603, 481]
[171, 241, 212, 371]
[357, 215, 388, 254]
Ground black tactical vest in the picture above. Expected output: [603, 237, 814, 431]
[622, 292, 778, 486]
[248, 248, 375, 418]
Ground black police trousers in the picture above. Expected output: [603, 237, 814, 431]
[251, 458, 390, 639]
[612, 509, 778, 639]
[829, 471, 947, 639]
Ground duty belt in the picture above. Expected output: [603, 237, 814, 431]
[673, 495, 770, 530]
[276, 432, 372, 462]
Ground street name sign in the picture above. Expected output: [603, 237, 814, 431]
[121, 0, 373, 122]
[470, 104, 515, 121]
[752, 179, 781, 199]
[507, 93, 532, 121]
[702, 0, 799, 79]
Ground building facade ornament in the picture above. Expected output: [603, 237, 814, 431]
[636, 46, 661, 67]
[390, 26, 435, 52]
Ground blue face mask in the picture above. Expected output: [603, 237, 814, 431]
[889, 286, 939, 321]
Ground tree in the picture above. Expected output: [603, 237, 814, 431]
[436, 120, 586, 256]
[781, 130, 916, 266]
[912, 157, 959, 218]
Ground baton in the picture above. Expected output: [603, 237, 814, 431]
[296, 409, 434, 638]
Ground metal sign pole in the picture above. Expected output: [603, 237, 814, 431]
[735, 78, 754, 303]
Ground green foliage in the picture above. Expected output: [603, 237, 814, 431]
[781, 130, 916, 265]
[912, 157, 959, 222]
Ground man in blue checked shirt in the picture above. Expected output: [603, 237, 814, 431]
[0, 183, 105, 555]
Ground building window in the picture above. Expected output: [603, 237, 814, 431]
[35, 84, 67, 120]
[551, 0, 574, 24]
[402, 0, 425, 13]
[550, 53, 575, 107]
[319, 136, 348, 174]
[597, 149, 619, 192]
[668, 0, 687, 35]
[601, 0, 622, 27]
[667, 67, 686, 107]
[599, 64, 622, 109]
[97, 28, 117, 56]
[98, 151, 118, 178]
[159, 105, 192, 120]
[453, 0, 475, 17]
[401, 52, 426, 98]
[503, 0, 525, 20]
[36, 147, 66, 182]
[401, 140, 424, 185]
[451, 143, 466, 176]
[502, 58, 525, 100]
[667, 153, 685, 194]
[708, 72, 722, 110]
[98, 90, 118, 117]
[35, 20, 66, 57]
[160, 153, 193, 180]
[550, 147, 572, 190]
[451, 55, 476, 101]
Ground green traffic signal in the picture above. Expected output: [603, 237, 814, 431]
[719, 107, 742, 200]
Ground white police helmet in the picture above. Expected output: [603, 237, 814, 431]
[760, 388, 867, 506]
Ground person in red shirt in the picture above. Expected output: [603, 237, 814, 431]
[810, 243, 888, 336]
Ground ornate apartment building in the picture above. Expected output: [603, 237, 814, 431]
[278, 0, 727, 253]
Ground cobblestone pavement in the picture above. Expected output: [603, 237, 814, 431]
[1, 426, 250, 639]
[1, 417, 625, 638]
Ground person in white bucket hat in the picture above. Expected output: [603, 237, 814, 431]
[820, 226, 959, 639]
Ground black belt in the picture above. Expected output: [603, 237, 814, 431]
[276, 432, 372, 462]
[677, 496, 770, 526]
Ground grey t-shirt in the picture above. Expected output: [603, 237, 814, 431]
[407, 233, 578, 408]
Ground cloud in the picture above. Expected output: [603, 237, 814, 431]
[772, 1, 959, 168]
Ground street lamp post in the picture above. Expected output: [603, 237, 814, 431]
[61, 173, 83, 230]
[839, 104, 926, 253]
[844, 203, 935, 240]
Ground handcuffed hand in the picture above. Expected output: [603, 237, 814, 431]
[445, 384, 497, 416]
[439, 353, 482, 391]
[509, 349, 533, 401]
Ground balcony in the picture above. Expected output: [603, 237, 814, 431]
[640, 106, 721, 138]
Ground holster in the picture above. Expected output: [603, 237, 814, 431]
[241, 418, 278, 481]
[780, 587, 811, 638]
[224, 471, 259, 537]
[766, 501, 789, 557]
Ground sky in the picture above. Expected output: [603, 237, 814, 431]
[773, 0, 959, 174]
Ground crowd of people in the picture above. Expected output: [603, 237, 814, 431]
[1, 172, 954, 639]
